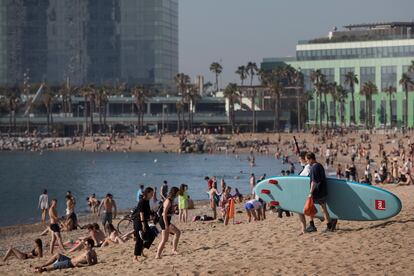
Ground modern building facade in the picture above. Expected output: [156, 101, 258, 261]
[0, 0, 178, 89]
[262, 22, 414, 127]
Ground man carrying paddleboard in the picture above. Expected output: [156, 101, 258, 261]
[306, 152, 336, 232]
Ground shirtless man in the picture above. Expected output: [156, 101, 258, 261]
[97, 193, 117, 233]
[68, 223, 106, 253]
[48, 199, 65, 254]
[35, 238, 97, 273]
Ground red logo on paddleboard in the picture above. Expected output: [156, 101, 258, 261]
[375, 200, 386, 210]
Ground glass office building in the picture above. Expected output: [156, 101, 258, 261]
[0, 0, 178, 89]
[262, 22, 414, 127]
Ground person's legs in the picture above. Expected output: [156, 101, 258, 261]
[319, 202, 332, 230]
[41, 208, 47, 224]
[50, 232, 56, 254]
[36, 253, 59, 270]
[169, 224, 181, 254]
[155, 230, 169, 259]
[298, 214, 307, 234]
[246, 209, 252, 222]
[55, 232, 65, 252]
[3, 248, 26, 261]
[184, 209, 188, 223]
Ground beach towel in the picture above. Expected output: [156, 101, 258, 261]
[303, 197, 317, 218]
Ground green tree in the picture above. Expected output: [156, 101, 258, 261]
[360, 81, 378, 129]
[174, 73, 191, 96]
[260, 69, 284, 132]
[235, 65, 248, 86]
[311, 69, 325, 128]
[210, 62, 223, 93]
[399, 73, 413, 128]
[383, 86, 396, 127]
[176, 100, 184, 133]
[132, 86, 149, 134]
[344, 71, 359, 125]
[335, 85, 348, 127]
[223, 83, 239, 132]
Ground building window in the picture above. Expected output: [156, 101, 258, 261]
[360, 67, 376, 87]
[302, 69, 314, 92]
[321, 68, 334, 83]
[381, 66, 397, 91]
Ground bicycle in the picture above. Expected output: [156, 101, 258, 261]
[117, 209, 134, 235]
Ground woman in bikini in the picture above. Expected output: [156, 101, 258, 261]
[155, 187, 181, 259]
[3, 239, 43, 261]
[101, 223, 125, 246]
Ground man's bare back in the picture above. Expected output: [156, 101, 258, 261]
[49, 207, 58, 224]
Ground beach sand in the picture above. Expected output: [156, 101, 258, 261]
[1, 185, 413, 275]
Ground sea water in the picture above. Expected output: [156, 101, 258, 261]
[0, 151, 285, 226]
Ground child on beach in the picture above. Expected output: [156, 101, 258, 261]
[208, 183, 220, 220]
[3, 239, 43, 261]
[178, 184, 189, 223]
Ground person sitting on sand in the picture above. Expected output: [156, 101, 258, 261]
[35, 238, 97, 273]
[3, 239, 43, 262]
[397, 173, 413, 186]
[244, 199, 262, 222]
[101, 224, 125, 247]
[68, 223, 106, 253]
[156, 187, 181, 259]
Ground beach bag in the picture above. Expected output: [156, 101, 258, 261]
[303, 197, 317, 218]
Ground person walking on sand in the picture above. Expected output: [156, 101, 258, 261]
[97, 194, 117, 234]
[306, 152, 335, 232]
[38, 189, 49, 224]
[48, 199, 65, 254]
[156, 187, 181, 259]
[133, 187, 154, 262]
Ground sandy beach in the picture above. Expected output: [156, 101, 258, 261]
[0, 184, 413, 275]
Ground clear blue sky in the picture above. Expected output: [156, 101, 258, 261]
[179, 0, 414, 87]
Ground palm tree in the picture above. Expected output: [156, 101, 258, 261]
[132, 86, 148, 133]
[311, 69, 325, 128]
[383, 86, 396, 127]
[42, 86, 56, 134]
[183, 84, 201, 131]
[174, 73, 190, 96]
[260, 69, 284, 132]
[223, 83, 239, 132]
[327, 82, 338, 127]
[335, 85, 348, 127]
[360, 81, 378, 129]
[210, 62, 223, 93]
[246, 62, 258, 87]
[235, 66, 248, 86]
[80, 84, 95, 135]
[321, 77, 330, 128]
[175, 100, 184, 133]
[344, 71, 359, 125]
[399, 73, 413, 128]
[4, 89, 20, 133]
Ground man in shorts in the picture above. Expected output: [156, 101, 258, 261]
[306, 152, 336, 232]
[244, 199, 262, 222]
[35, 238, 97, 273]
[97, 193, 117, 233]
[48, 199, 65, 254]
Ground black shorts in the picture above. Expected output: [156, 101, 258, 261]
[312, 195, 327, 205]
[50, 223, 60, 233]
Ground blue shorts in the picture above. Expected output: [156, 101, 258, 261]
[53, 254, 73, 270]
[244, 202, 254, 210]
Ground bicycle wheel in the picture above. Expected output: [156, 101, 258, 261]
[117, 217, 132, 235]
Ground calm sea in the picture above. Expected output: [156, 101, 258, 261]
[0, 151, 286, 226]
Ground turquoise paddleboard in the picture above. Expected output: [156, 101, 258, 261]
[254, 176, 402, 221]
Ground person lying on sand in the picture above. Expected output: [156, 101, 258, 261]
[3, 239, 43, 262]
[35, 238, 97, 273]
[68, 223, 106, 253]
[101, 223, 125, 247]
